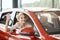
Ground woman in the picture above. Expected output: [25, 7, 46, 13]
[6, 12, 32, 34]
[0, 12, 33, 40]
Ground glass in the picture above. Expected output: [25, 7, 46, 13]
[34, 11, 60, 34]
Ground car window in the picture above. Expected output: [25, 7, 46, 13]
[34, 11, 60, 35]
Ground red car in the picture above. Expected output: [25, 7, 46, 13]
[0, 8, 60, 40]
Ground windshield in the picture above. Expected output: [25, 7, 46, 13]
[34, 11, 60, 35]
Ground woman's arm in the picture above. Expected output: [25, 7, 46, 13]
[5, 13, 10, 32]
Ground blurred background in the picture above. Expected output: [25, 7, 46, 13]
[0, 0, 60, 11]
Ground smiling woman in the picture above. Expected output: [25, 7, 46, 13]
[5, 12, 33, 35]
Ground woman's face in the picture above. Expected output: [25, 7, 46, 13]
[18, 14, 26, 24]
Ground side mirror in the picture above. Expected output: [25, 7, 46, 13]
[20, 27, 35, 36]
